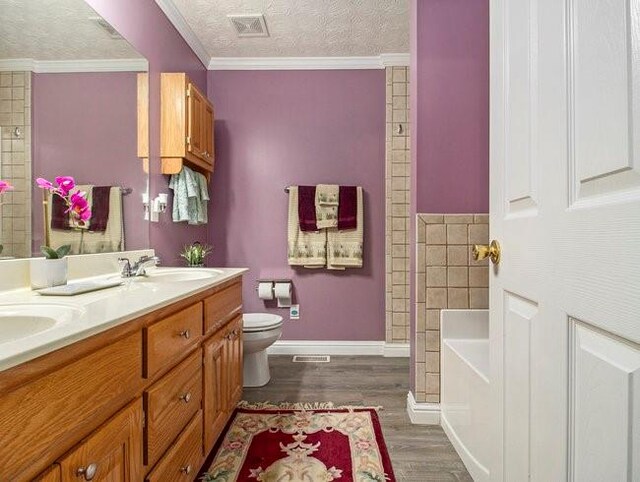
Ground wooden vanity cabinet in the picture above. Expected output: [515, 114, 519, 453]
[160, 72, 214, 176]
[58, 399, 143, 482]
[0, 276, 244, 482]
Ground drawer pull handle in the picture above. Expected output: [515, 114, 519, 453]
[76, 463, 98, 481]
[179, 329, 191, 339]
[180, 464, 192, 475]
[179, 392, 192, 403]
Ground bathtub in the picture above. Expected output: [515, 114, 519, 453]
[440, 309, 490, 482]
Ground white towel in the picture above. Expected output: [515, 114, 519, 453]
[315, 184, 339, 229]
[327, 186, 363, 269]
[287, 186, 327, 267]
[48, 186, 124, 255]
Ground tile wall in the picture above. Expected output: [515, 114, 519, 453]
[0, 71, 32, 258]
[414, 213, 489, 402]
[385, 66, 411, 344]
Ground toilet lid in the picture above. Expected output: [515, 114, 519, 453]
[243, 313, 284, 332]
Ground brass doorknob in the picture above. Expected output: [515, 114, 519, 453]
[473, 240, 501, 265]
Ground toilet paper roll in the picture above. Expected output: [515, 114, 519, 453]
[258, 282, 274, 300]
[274, 282, 292, 308]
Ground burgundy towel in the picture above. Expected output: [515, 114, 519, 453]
[88, 186, 112, 232]
[338, 185, 358, 230]
[298, 185, 318, 232]
[51, 193, 70, 230]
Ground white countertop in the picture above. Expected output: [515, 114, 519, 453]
[0, 267, 247, 373]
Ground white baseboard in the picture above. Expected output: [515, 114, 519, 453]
[406, 391, 440, 425]
[441, 412, 490, 481]
[383, 343, 410, 357]
[267, 341, 410, 357]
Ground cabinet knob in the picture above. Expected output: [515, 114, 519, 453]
[179, 329, 191, 340]
[180, 464, 192, 475]
[179, 392, 192, 403]
[76, 463, 98, 481]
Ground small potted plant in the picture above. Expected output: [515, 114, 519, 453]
[180, 241, 213, 267]
[0, 179, 13, 257]
[31, 176, 91, 289]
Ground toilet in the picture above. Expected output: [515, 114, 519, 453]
[242, 313, 284, 387]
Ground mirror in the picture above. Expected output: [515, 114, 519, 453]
[0, 0, 149, 259]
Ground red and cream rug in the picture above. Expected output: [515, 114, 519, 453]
[202, 402, 396, 482]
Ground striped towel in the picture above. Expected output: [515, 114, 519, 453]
[327, 186, 363, 269]
[287, 186, 327, 268]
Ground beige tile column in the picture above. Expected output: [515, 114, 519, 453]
[385, 66, 411, 344]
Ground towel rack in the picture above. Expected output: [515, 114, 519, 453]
[284, 186, 290, 193]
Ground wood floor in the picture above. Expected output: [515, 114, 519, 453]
[242, 355, 472, 481]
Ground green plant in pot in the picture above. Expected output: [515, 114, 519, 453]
[180, 242, 213, 267]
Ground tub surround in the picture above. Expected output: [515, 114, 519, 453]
[0, 262, 246, 372]
[440, 309, 490, 481]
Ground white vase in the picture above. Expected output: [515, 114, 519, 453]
[30, 258, 68, 289]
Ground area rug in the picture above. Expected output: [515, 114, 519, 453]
[202, 401, 396, 481]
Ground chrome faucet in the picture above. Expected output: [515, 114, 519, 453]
[118, 255, 160, 278]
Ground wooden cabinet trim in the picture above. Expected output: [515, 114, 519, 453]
[145, 349, 202, 467]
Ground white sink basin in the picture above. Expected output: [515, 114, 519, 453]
[139, 268, 224, 283]
[0, 304, 84, 344]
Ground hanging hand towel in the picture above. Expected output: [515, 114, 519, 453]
[298, 185, 318, 232]
[315, 184, 339, 229]
[327, 186, 364, 269]
[288, 186, 327, 268]
[169, 166, 209, 225]
[337, 185, 357, 230]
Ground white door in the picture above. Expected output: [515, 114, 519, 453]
[490, 0, 640, 481]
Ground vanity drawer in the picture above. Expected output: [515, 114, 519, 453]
[145, 349, 202, 467]
[204, 281, 242, 334]
[146, 411, 203, 482]
[145, 302, 203, 378]
[0, 332, 143, 482]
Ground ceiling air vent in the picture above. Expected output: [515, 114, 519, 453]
[89, 16, 123, 40]
[227, 14, 269, 38]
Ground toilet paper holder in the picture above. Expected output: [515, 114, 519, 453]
[256, 279, 293, 308]
[255, 279, 292, 291]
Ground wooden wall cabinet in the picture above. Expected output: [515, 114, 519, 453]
[0, 277, 243, 482]
[161, 72, 214, 177]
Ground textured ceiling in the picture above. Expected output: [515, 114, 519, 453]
[0, 0, 142, 60]
[171, 0, 409, 57]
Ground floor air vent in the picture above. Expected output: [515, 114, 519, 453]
[292, 355, 330, 363]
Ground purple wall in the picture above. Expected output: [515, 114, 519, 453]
[409, 0, 489, 391]
[413, 0, 489, 213]
[85, 0, 208, 265]
[207, 70, 386, 341]
[31, 72, 147, 252]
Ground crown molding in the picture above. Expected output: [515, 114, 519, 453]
[0, 58, 148, 73]
[154, 0, 210, 68]
[208, 54, 409, 71]
[379, 53, 410, 67]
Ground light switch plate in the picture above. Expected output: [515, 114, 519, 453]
[290, 304, 300, 320]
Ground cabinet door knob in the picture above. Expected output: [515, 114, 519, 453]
[180, 464, 192, 475]
[179, 392, 192, 403]
[76, 463, 98, 481]
[179, 329, 191, 340]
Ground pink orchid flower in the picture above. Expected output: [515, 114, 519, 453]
[0, 180, 13, 195]
[55, 176, 76, 195]
[68, 190, 92, 223]
[36, 176, 91, 224]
